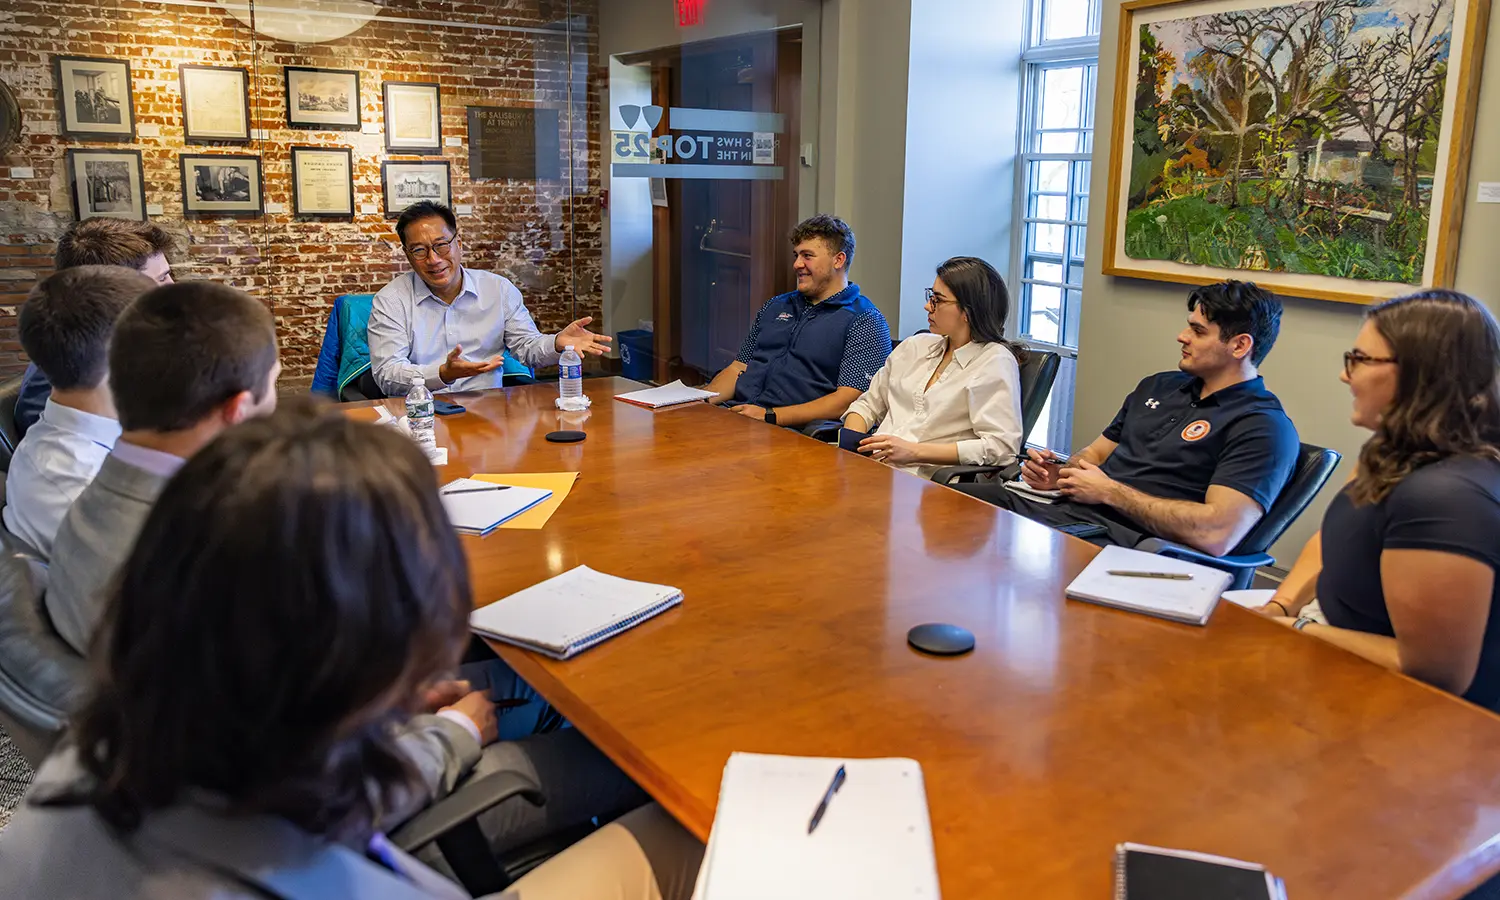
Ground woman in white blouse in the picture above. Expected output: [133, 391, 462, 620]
[843, 256, 1024, 478]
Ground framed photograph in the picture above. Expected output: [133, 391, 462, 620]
[290, 146, 355, 217]
[55, 56, 134, 140]
[383, 81, 442, 152]
[284, 66, 361, 130]
[65, 149, 145, 220]
[180, 65, 250, 143]
[1102, 0, 1492, 304]
[381, 160, 451, 215]
[180, 153, 262, 216]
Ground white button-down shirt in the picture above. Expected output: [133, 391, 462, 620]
[2, 399, 121, 558]
[844, 334, 1023, 478]
[368, 268, 561, 396]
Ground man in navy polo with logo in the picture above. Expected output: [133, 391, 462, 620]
[703, 214, 891, 428]
[957, 280, 1300, 557]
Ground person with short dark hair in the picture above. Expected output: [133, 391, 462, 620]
[2, 266, 155, 557]
[702, 214, 891, 428]
[4, 405, 705, 899]
[1258, 291, 1500, 713]
[14, 219, 178, 438]
[368, 200, 610, 397]
[957, 280, 1299, 556]
[843, 257, 1024, 478]
[47, 281, 280, 654]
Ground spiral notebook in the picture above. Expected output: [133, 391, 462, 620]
[1066, 546, 1231, 625]
[468, 565, 682, 659]
[1115, 843, 1287, 900]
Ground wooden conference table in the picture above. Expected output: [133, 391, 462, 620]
[369, 377, 1500, 898]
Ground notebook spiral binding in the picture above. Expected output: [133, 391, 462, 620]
[563, 594, 682, 657]
[1113, 844, 1128, 900]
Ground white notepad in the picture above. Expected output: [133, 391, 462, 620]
[1004, 480, 1063, 503]
[692, 753, 941, 900]
[439, 478, 553, 536]
[1066, 546, 1232, 625]
[468, 565, 682, 659]
[615, 379, 716, 409]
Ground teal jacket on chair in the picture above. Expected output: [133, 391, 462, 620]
[312, 293, 532, 399]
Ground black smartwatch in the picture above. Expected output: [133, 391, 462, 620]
[764, 408, 778, 425]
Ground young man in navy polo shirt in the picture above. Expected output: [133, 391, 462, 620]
[957, 281, 1300, 557]
[703, 215, 891, 428]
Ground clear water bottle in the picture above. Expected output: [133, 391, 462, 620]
[559, 345, 583, 400]
[406, 375, 437, 454]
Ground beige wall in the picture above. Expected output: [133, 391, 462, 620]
[1074, 0, 1500, 562]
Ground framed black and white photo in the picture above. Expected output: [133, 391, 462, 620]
[290, 146, 354, 217]
[381, 160, 450, 215]
[180, 65, 250, 143]
[66, 149, 145, 220]
[180, 153, 262, 216]
[55, 56, 134, 140]
[383, 81, 442, 152]
[284, 66, 361, 130]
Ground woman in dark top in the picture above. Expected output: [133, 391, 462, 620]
[1261, 290, 1500, 712]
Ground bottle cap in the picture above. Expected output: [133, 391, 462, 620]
[565, 345, 576, 351]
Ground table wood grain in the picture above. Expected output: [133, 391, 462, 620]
[367, 378, 1500, 899]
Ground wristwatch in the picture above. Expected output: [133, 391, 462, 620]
[1293, 616, 1316, 631]
[764, 408, 778, 425]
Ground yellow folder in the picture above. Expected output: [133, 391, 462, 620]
[472, 473, 579, 530]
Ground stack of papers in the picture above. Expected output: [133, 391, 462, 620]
[439, 478, 552, 536]
[470, 473, 579, 530]
[1004, 480, 1063, 504]
[615, 379, 716, 409]
[1065, 545, 1232, 625]
[469, 565, 682, 659]
[692, 754, 941, 900]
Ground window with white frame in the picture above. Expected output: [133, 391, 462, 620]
[1013, 0, 1100, 451]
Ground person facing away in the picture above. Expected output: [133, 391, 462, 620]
[1256, 290, 1500, 713]
[2, 267, 155, 558]
[957, 280, 1299, 556]
[843, 256, 1023, 479]
[367, 200, 611, 397]
[46, 281, 281, 655]
[0, 406, 706, 900]
[14, 218, 177, 438]
[701, 214, 892, 429]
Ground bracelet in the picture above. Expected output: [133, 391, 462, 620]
[1293, 616, 1316, 631]
[1267, 599, 1289, 616]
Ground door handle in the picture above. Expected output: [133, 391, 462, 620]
[698, 217, 751, 259]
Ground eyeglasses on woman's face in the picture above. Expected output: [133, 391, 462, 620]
[923, 288, 959, 310]
[1343, 349, 1398, 377]
[405, 236, 457, 261]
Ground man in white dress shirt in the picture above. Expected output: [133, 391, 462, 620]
[2, 266, 156, 557]
[368, 201, 611, 397]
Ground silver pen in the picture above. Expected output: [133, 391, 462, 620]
[1107, 570, 1193, 580]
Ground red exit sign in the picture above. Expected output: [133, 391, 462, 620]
[677, 0, 704, 26]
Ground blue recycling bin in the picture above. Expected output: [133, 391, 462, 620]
[618, 329, 655, 382]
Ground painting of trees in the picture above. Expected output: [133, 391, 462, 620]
[1121, 0, 1458, 284]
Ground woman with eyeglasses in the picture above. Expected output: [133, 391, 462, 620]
[842, 256, 1025, 478]
[3, 403, 702, 899]
[1257, 290, 1500, 712]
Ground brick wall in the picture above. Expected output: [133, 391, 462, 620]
[0, 0, 601, 387]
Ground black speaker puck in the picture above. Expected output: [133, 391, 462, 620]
[545, 430, 587, 443]
[907, 623, 975, 656]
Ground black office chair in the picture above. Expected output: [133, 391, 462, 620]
[926, 349, 1063, 484]
[1135, 442, 1342, 591]
[0, 374, 26, 473]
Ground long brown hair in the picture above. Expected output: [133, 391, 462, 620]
[1349, 290, 1500, 505]
[72, 399, 471, 839]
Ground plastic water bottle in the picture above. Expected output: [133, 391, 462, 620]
[559, 345, 583, 401]
[406, 375, 437, 455]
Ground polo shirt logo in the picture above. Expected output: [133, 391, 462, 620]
[777, 312, 793, 321]
[1181, 419, 1212, 442]
[1145, 398, 1160, 408]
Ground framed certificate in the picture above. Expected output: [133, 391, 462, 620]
[180, 65, 251, 143]
[180, 153, 262, 216]
[383, 81, 442, 153]
[66, 149, 146, 220]
[290, 146, 355, 217]
[381, 160, 450, 215]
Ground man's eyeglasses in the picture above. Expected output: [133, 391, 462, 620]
[406, 237, 457, 261]
[1343, 349, 1397, 377]
[923, 288, 958, 309]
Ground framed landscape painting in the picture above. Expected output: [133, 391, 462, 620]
[1103, 0, 1492, 304]
[284, 66, 361, 130]
[381, 160, 450, 215]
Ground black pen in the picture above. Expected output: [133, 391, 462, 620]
[441, 484, 512, 495]
[807, 764, 847, 834]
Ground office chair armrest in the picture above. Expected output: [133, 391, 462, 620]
[1135, 538, 1274, 573]
[803, 419, 843, 441]
[388, 769, 545, 853]
[931, 465, 1011, 485]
